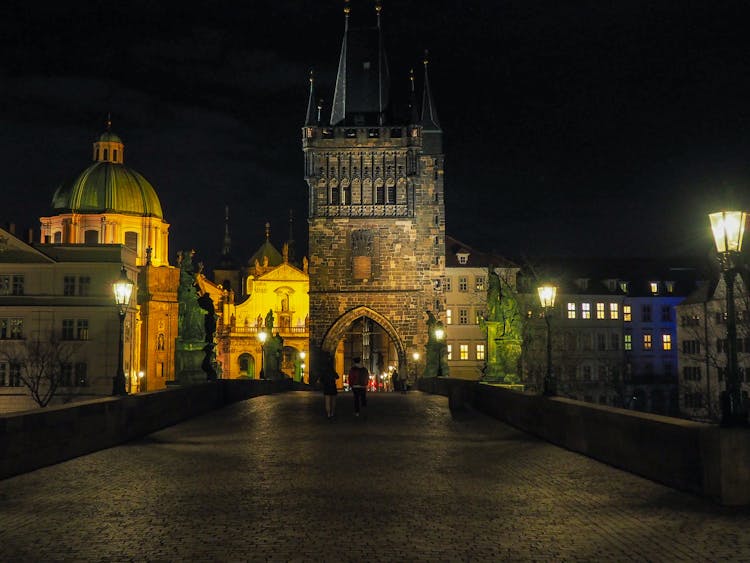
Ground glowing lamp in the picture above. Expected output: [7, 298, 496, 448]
[537, 285, 557, 309]
[113, 267, 134, 312]
[709, 211, 747, 254]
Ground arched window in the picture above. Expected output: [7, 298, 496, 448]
[331, 187, 340, 205]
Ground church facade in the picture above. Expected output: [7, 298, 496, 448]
[302, 3, 446, 381]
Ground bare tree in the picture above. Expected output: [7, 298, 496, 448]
[0, 337, 78, 407]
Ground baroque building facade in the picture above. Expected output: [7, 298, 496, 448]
[303, 4, 445, 381]
[0, 123, 178, 412]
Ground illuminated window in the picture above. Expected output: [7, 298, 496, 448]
[624, 305, 632, 322]
[476, 344, 485, 360]
[459, 309, 468, 325]
[447, 344, 452, 360]
[624, 334, 632, 351]
[581, 303, 591, 319]
[0, 318, 23, 340]
[596, 303, 605, 319]
[446, 309, 452, 325]
[475, 276, 485, 291]
[662, 334, 672, 351]
[666, 281, 675, 293]
[457, 253, 469, 264]
[458, 277, 468, 291]
[643, 333, 652, 350]
[610, 303, 619, 319]
[650, 282, 659, 294]
[460, 344, 469, 360]
[567, 303, 576, 319]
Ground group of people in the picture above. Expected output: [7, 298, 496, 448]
[319, 357, 406, 419]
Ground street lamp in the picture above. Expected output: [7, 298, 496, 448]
[112, 267, 134, 396]
[537, 284, 557, 396]
[299, 351, 306, 383]
[709, 210, 748, 426]
[258, 329, 268, 379]
[434, 323, 445, 377]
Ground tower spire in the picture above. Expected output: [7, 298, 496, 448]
[222, 204, 232, 256]
[305, 70, 316, 126]
[376, 0, 386, 124]
[265, 221, 271, 241]
[409, 68, 418, 124]
[330, 1, 350, 126]
[106, 112, 112, 131]
[420, 50, 441, 131]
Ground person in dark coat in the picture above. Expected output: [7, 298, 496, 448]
[321, 368, 339, 419]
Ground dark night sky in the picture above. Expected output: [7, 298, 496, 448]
[2, 1, 750, 267]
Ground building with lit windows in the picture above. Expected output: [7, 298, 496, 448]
[518, 259, 701, 415]
[676, 274, 750, 422]
[444, 236, 518, 379]
[0, 123, 178, 412]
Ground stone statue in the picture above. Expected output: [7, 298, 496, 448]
[177, 250, 206, 343]
[302, 256, 309, 274]
[197, 291, 216, 344]
[265, 309, 274, 331]
[487, 268, 502, 323]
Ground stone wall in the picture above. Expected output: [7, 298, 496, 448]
[0, 379, 295, 481]
[418, 377, 750, 506]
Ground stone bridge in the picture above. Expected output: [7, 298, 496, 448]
[2, 387, 750, 561]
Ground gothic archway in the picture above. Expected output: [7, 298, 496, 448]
[321, 306, 406, 374]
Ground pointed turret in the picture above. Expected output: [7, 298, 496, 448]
[330, 0, 390, 126]
[222, 204, 232, 257]
[305, 70, 317, 126]
[420, 51, 442, 154]
[213, 204, 240, 292]
[409, 68, 419, 124]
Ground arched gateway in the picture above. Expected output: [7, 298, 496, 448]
[322, 306, 406, 368]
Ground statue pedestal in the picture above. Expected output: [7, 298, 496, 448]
[175, 339, 207, 385]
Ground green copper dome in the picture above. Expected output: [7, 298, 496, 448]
[51, 162, 164, 218]
[51, 128, 163, 218]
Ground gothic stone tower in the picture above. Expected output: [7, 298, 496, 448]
[302, 2, 445, 378]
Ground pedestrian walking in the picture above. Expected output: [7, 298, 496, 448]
[320, 368, 339, 419]
[349, 357, 369, 417]
[391, 369, 400, 393]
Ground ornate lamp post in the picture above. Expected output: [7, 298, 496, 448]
[258, 329, 268, 379]
[112, 267, 134, 396]
[537, 284, 557, 396]
[709, 210, 748, 427]
[434, 324, 445, 377]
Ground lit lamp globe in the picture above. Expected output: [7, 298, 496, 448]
[258, 329, 268, 379]
[537, 285, 557, 309]
[709, 211, 747, 254]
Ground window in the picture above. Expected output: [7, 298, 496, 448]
[682, 340, 701, 354]
[342, 185, 351, 205]
[717, 338, 727, 353]
[650, 282, 659, 294]
[9, 363, 21, 386]
[583, 365, 592, 381]
[459, 309, 468, 325]
[386, 185, 396, 204]
[475, 276, 485, 291]
[661, 306, 671, 322]
[457, 254, 468, 264]
[0, 275, 24, 296]
[76, 319, 89, 340]
[610, 333, 620, 350]
[623, 305, 632, 322]
[567, 303, 576, 319]
[124, 231, 138, 252]
[662, 333, 672, 351]
[447, 344, 452, 360]
[0, 363, 5, 386]
[375, 185, 385, 204]
[581, 303, 591, 319]
[624, 334, 632, 351]
[681, 314, 700, 327]
[597, 333, 606, 351]
[0, 318, 23, 339]
[458, 277, 468, 292]
[459, 344, 469, 360]
[643, 333, 652, 351]
[610, 303, 619, 319]
[642, 305, 652, 322]
[598, 365, 607, 381]
[330, 186, 340, 205]
[683, 366, 702, 381]
[444, 278, 452, 292]
[62, 319, 75, 340]
[60, 363, 73, 386]
[64, 276, 76, 296]
[475, 310, 484, 324]
[476, 344, 485, 360]
[596, 303, 605, 319]
[684, 392, 704, 408]
[446, 309, 452, 325]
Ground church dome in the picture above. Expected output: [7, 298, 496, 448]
[50, 126, 163, 218]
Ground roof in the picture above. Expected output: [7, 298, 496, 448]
[445, 235, 517, 269]
[248, 239, 283, 269]
[51, 161, 163, 218]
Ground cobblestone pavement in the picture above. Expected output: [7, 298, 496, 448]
[2, 391, 750, 562]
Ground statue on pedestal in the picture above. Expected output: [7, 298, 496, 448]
[482, 267, 522, 384]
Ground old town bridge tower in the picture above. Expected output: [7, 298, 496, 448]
[302, 2, 445, 380]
